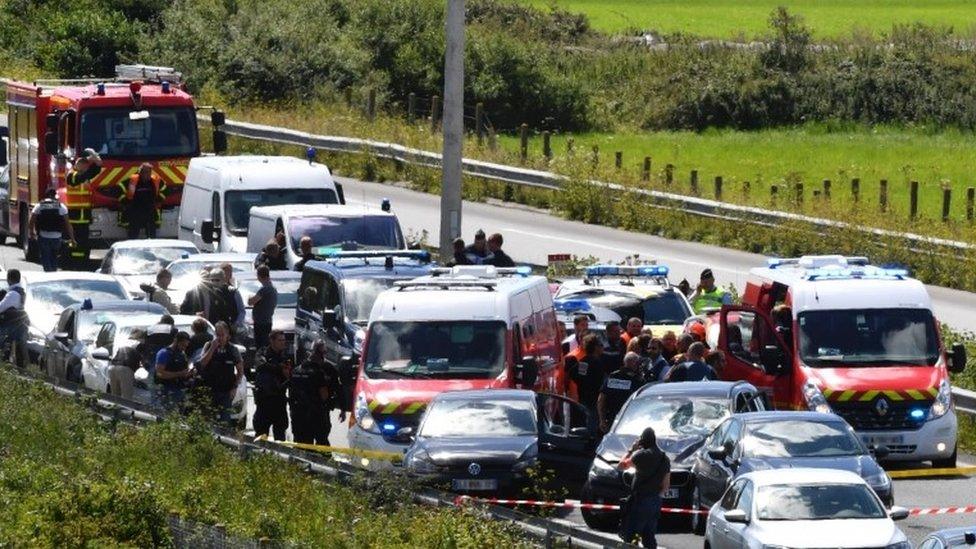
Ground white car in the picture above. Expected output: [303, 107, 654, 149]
[704, 468, 910, 549]
[98, 239, 199, 298]
[164, 252, 256, 307]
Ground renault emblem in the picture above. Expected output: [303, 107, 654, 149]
[468, 462, 482, 476]
[875, 397, 890, 417]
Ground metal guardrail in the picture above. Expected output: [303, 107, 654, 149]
[954, 387, 976, 416]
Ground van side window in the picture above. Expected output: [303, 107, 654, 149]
[726, 311, 785, 370]
[210, 192, 221, 228]
[299, 270, 325, 312]
[322, 273, 340, 311]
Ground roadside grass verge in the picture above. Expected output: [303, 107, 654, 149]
[518, 0, 976, 39]
[0, 368, 530, 547]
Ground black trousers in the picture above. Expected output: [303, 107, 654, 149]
[253, 396, 288, 441]
[290, 405, 331, 446]
[253, 322, 273, 350]
[127, 219, 156, 239]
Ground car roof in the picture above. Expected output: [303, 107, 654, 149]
[250, 204, 393, 218]
[433, 389, 537, 402]
[733, 411, 844, 423]
[741, 468, 868, 487]
[176, 253, 256, 263]
[635, 381, 756, 399]
[235, 271, 302, 282]
[23, 271, 124, 283]
[70, 300, 165, 314]
[110, 239, 198, 250]
[306, 258, 433, 280]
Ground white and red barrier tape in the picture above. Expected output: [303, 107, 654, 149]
[455, 496, 976, 517]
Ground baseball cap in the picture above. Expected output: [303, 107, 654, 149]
[700, 268, 714, 280]
[689, 322, 706, 341]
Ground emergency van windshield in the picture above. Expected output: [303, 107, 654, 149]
[224, 189, 339, 235]
[365, 321, 506, 379]
[342, 279, 397, 324]
[289, 215, 404, 253]
[798, 308, 939, 367]
[80, 107, 198, 159]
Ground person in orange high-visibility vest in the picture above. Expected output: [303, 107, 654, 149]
[119, 163, 166, 238]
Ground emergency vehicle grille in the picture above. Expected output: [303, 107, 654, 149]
[831, 400, 930, 431]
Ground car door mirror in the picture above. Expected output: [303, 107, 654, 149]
[515, 356, 539, 389]
[949, 343, 967, 373]
[872, 445, 890, 459]
[889, 506, 910, 521]
[707, 445, 727, 461]
[395, 427, 415, 442]
[723, 509, 749, 524]
[201, 219, 218, 244]
[54, 332, 70, 344]
[91, 347, 111, 361]
[759, 345, 785, 375]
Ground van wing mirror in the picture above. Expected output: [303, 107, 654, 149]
[949, 343, 967, 373]
[322, 309, 339, 329]
[201, 219, 218, 244]
[759, 345, 785, 375]
[515, 356, 539, 389]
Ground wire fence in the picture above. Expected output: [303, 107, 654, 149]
[168, 512, 292, 548]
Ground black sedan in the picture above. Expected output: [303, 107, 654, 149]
[402, 389, 598, 497]
[580, 381, 767, 531]
[689, 411, 894, 535]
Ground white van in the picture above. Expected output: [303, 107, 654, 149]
[247, 203, 406, 269]
[178, 156, 344, 253]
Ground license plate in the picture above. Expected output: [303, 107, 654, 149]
[861, 435, 904, 445]
[663, 488, 679, 499]
[452, 479, 498, 491]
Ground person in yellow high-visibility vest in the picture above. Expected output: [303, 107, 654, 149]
[690, 268, 732, 314]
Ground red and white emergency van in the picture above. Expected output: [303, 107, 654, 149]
[349, 266, 566, 456]
[705, 255, 966, 467]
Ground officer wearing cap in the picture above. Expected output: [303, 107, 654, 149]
[690, 268, 732, 314]
[289, 340, 340, 445]
[597, 351, 645, 433]
[28, 188, 75, 272]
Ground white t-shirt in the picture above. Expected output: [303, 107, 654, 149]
[31, 202, 69, 239]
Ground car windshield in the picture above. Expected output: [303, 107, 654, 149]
[28, 280, 128, 333]
[80, 107, 198, 159]
[108, 246, 197, 275]
[756, 483, 886, 521]
[166, 261, 252, 289]
[238, 278, 300, 308]
[365, 321, 506, 379]
[79, 310, 163, 342]
[342, 278, 398, 323]
[614, 396, 730, 438]
[799, 308, 939, 366]
[291, 215, 403, 253]
[572, 289, 690, 326]
[223, 189, 339, 235]
[741, 420, 865, 458]
[420, 399, 537, 438]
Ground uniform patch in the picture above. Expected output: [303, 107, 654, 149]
[606, 378, 632, 391]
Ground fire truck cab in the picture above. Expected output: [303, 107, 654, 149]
[4, 65, 208, 263]
[707, 255, 966, 467]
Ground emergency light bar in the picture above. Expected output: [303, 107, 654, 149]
[766, 255, 870, 269]
[317, 249, 432, 263]
[115, 64, 183, 84]
[584, 264, 670, 278]
[553, 298, 592, 313]
[804, 266, 910, 281]
[430, 266, 532, 278]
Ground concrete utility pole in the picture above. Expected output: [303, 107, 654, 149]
[440, 0, 465, 260]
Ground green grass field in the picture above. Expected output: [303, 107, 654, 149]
[521, 0, 976, 38]
[497, 125, 976, 226]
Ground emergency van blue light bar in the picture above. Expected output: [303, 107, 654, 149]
[584, 264, 670, 278]
[803, 266, 910, 281]
[554, 298, 592, 313]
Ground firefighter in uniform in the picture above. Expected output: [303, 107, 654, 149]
[28, 188, 75, 272]
[597, 351, 645, 434]
[118, 163, 167, 239]
[289, 340, 340, 445]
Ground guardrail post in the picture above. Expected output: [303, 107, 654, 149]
[614, 151, 622, 170]
[795, 182, 803, 208]
[259, 538, 271, 548]
[519, 124, 528, 163]
[943, 188, 952, 222]
[591, 145, 599, 168]
[813, 189, 822, 200]
[475, 102, 484, 146]
[851, 177, 860, 203]
[567, 138, 574, 155]
[910, 180, 919, 220]
[690, 170, 699, 195]
[642, 156, 651, 182]
[822, 179, 831, 200]
[743, 180, 750, 198]
[714, 176, 723, 200]
[880, 179, 888, 213]
[542, 131, 551, 161]
[770, 184, 778, 204]
[430, 95, 440, 130]
[215, 524, 227, 542]
[967, 187, 974, 222]
[665, 164, 673, 185]
[366, 89, 376, 122]
[407, 92, 417, 122]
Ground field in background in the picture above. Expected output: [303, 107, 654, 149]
[521, 0, 976, 38]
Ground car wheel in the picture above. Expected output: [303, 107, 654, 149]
[933, 446, 957, 469]
[691, 484, 706, 536]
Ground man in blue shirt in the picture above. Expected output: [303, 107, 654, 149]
[664, 342, 717, 382]
[155, 331, 194, 411]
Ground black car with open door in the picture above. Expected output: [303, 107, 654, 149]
[401, 389, 597, 497]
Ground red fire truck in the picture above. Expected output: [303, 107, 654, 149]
[3, 65, 222, 263]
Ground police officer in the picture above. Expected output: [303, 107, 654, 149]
[568, 334, 607, 428]
[253, 329, 292, 441]
[197, 321, 244, 426]
[597, 351, 645, 433]
[28, 188, 75, 272]
[154, 331, 194, 412]
[0, 269, 28, 367]
[289, 340, 340, 445]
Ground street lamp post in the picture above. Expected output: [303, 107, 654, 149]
[439, 0, 465, 261]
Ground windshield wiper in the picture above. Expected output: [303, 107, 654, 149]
[373, 368, 431, 379]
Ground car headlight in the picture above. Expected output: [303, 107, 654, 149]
[354, 392, 380, 434]
[802, 382, 832, 414]
[588, 457, 620, 482]
[407, 449, 440, 474]
[513, 443, 538, 474]
[930, 379, 952, 419]
[864, 472, 891, 490]
[353, 329, 366, 355]
[885, 542, 911, 549]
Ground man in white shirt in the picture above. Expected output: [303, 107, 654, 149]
[29, 188, 75, 272]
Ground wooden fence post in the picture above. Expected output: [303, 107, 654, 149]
[822, 179, 831, 200]
[366, 89, 376, 122]
[665, 164, 674, 185]
[542, 131, 551, 161]
[614, 151, 622, 170]
[851, 178, 860, 203]
[743, 181, 751, 198]
[770, 184, 778, 204]
[475, 102, 484, 146]
[795, 182, 803, 208]
[909, 181, 919, 220]
[690, 170, 699, 195]
[880, 179, 888, 213]
[567, 138, 574, 155]
[488, 128, 497, 151]
[714, 176, 723, 201]
[642, 156, 651, 182]
[968, 187, 974, 222]
[407, 93, 417, 122]
[519, 123, 528, 163]
[942, 188, 952, 222]
[430, 95, 440, 130]
[591, 145, 599, 167]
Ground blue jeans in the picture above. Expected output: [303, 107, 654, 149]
[38, 237, 61, 272]
[158, 385, 185, 412]
[211, 388, 234, 426]
[620, 494, 662, 548]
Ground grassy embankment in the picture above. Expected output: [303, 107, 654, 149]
[520, 0, 976, 38]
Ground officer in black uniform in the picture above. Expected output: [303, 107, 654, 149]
[197, 321, 244, 426]
[253, 329, 292, 441]
[597, 351, 645, 434]
[289, 339, 340, 445]
[28, 188, 75, 272]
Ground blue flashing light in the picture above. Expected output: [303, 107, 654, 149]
[909, 408, 926, 420]
[81, 298, 93, 311]
[554, 298, 591, 313]
[381, 422, 397, 433]
[306, 147, 317, 164]
[161, 80, 171, 94]
[767, 257, 783, 268]
[636, 265, 670, 277]
[804, 265, 910, 281]
[515, 266, 532, 277]
[96, 83, 106, 95]
[586, 265, 619, 277]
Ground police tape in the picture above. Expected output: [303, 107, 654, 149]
[454, 496, 976, 517]
[887, 466, 976, 479]
[255, 436, 403, 462]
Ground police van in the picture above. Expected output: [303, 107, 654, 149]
[350, 266, 567, 456]
[178, 155, 344, 253]
[247, 202, 406, 270]
[705, 255, 966, 467]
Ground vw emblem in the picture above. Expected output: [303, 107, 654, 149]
[875, 397, 890, 417]
[468, 462, 482, 476]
